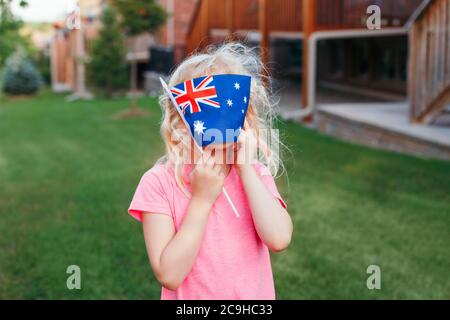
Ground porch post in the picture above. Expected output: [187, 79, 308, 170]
[259, 0, 269, 80]
[302, 0, 317, 122]
[200, 0, 210, 48]
[226, 0, 235, 36]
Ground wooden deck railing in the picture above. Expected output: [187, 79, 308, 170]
[186, 0, 421, 54]
[409, 0, 450, 124]
[317, 0, 422, 30]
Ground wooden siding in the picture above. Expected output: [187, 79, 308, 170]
[409, 0, 450, 123]
[186, 0, 422, 54]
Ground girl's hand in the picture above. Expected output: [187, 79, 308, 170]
[235, 129, 257, 173]
[190, 151, 226, 206]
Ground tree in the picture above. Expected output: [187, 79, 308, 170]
[111, 0, 167, 117]
[0, 0, 29, 67]
[2, 47, 42, 95]
[89, 6, 127, 98]
[111, 0, 167, 35]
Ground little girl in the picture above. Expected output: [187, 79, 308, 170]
[128, 43, 293, 300]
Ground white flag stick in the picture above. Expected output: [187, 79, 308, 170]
[160, 78, 240, 218]
[222, 187, 240, 218]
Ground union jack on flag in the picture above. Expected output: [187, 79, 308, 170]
[166, 74, 251, 147]
[170, 75, 220, 114]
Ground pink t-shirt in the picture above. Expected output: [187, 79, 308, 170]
[128, 162, 286, 300]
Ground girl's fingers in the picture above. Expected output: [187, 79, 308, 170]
[205, 151, 215, 167]
[206, 159, 215, 170]
[203, 152, 224, 177]
[238, 129, 247, 143]
[199, 150, 214, 169]
[197, 150, 226, 177]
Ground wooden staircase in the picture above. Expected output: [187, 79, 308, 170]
[409, 0, 450, 124]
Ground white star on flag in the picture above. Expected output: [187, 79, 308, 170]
[241, 109, 244, 114]
[193, 120, 206, 135]
[243, 96, 247, 103]
[227, 99, 233, 107]
[234, 82, 240, 90]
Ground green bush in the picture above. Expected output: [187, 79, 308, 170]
[2, 48, 42, 95]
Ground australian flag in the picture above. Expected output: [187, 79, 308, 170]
[167, 74, 251, 147]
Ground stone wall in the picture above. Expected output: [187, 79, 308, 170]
[317, 110, 450, 161]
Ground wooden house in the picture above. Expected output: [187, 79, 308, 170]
[50, 0, 197, 93]
[184, 0, 450, 160]
[408, 0, 450, 124]
[185, 0, 423, 116]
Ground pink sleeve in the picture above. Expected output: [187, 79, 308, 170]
[254, 163, 287, 209]
[128, 169, 173, 222]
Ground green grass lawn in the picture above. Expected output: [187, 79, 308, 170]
[0, 91, 449, 299]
